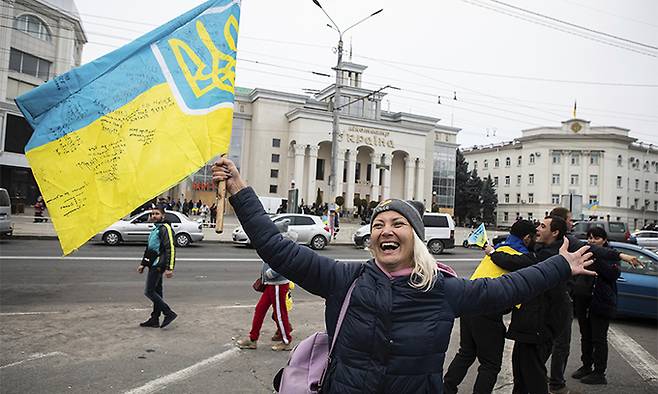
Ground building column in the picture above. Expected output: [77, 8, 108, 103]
[415, 159, 425, 202]
[293, 144, 306, 198]
[404, 156, 415, 200]
[335, 149, 346, 199]
[0, 0, 15, 100]
[306, 145, 319, 204]
[370, 153, 380, 202]
[382, 154, 392, 200]
[345, 149, 357, 209]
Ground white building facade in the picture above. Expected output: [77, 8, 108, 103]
[0, 0, 86, 204]
[173, 62, 460, 213]
[462, 118, 658, 230]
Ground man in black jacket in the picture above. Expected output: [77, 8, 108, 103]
[487, 216, 568, 394]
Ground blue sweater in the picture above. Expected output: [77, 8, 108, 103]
[230, 187, 571, 393]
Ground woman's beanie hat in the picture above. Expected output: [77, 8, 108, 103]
[370, 199, 425, 239]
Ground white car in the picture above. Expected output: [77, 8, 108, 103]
[0, 188, 12, 237]
[93, 210, 204, 247]
[233, 214, 331, 250]
[352, 212, 456, 254]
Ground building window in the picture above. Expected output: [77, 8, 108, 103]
[272, 138, 281, 148]
[483, 159, 488, 169]
[528, 193, 534, 203]
[505, 176, 510, 186]
[8, 48, 51, 81]
[528, 212, 533, 220]
[270, 169, 279, 178]
[269, 185, 278, 193]
[633, 198, 639, 209]
[552, 174, 560, 185]
[505, 157, 511, 167]
[271, 154, 280, 163]
[616, 196, 622, 207]
[654, 201, 658, 211]
[493, 177, 499, 186]
[655, 182, 658, 193]
[590, 153, 600, 165]
[552, 194, 560, 204]
[589, 175, 598, 186]
[644, 161, 650, 171]
[503, 212, 509, 222]
[635, 179, 640, 190]
[517, 175, 521, 185]
[617, 155, 623, 167]
[14, 14, 51, 41]
[632, 158, 639, 169]
[355, 162, 361, 181]
[617, 176, 622, 188]
[552, 153, 560, 164]
[6, 77, 38, 100]
[473, 160, 478, 170]
[529, 154, 535, 165]
[316, 159, 325, 180]
[494, 158, 500, 168]
[504, 193, 510, 203]
[517, 155, 522, 166]
[3, 114, 34, 153]
[589, 195, 598, 205]
[366, 164, 372, 182]
[645, 180, 650, 192]
[571, 154, 580, 166]
[529, 174, 534, 185]
[516, 193, 521, 203]
[570, 174, 579, 185]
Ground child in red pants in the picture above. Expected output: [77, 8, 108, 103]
[237, 263, 293, 351]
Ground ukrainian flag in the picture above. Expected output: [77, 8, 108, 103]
[467, 223, 489, 247]
[15, 0, 241, 254]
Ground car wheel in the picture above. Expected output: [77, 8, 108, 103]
[428, 239, 445, 254]
[462, 240, 469, 248]
[363, 235, 371, 248]
[103, 231, 121, 246]
[310, 235, 327, 250]
[175, 233, 192, 247]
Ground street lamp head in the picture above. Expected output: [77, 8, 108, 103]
[312, 0, 322, 9]
[371, 8, 384, 16]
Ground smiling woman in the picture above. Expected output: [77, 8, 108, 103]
[211, 157, 595, 394]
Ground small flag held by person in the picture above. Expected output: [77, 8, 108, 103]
[467, 223, 489, 247]
[15, 0, 241, 254]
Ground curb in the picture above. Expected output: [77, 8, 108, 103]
[5, 235, 357, 246]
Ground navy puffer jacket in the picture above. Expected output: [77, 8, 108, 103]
[230, 187, 572, 393]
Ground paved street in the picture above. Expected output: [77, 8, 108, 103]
[1, 239, 656, 393]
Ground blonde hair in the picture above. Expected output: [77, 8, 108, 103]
[368, 232, 438, 292]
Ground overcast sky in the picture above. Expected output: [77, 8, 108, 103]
[75, 0, 658, 147]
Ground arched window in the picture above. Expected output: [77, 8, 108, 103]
[529, 153, 536, 164]
[517, 155, 522, 166]
[617, 155, 623, 167]
[473, 160, 478, 170]
[494, 158, 500, 168]
[505, 157, 511, 167]
[14, 14, 51, 41]
[483, 159, 488, 169]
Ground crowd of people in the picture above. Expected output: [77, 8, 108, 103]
[132, 156, 641, 394]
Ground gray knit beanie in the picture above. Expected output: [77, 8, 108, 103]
[370, 199, 425, 239]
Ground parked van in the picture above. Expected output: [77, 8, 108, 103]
[353, 212, 456, 254]
[0, 188, 13, 237]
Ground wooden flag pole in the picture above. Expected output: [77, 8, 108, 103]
[215, 154, 228, 234]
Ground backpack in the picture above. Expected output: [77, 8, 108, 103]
[273, 275, 360, 393]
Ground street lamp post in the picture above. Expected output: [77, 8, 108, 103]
[312, 0, 383, 204]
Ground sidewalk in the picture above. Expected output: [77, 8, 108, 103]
[8, 207, 504, 246]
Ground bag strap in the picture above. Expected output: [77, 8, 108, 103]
[328, 267, 362, 355]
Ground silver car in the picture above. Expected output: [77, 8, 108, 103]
[94, 210, 203, 247]
[232, 213, 331, 250]
[633, 231, 658, 251]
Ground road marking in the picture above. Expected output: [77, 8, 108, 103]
[0, 311, 63, 316]
[0, 256, 480, 262]
[123, 347, 240, 394]
[0, 352, 66, 369]
[608, 325, 658, 384]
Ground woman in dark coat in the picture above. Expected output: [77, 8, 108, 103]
[571, 226, 621, 385]
[211, 158, 595, 394]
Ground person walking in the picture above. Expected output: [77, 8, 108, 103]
[211, 158, 595, 393]
[33, 196, 46, 223]
[443, 220, 537, 394]
[571, 227, 620, 385]
[137, 206, 178, 329]
[210, 202, 217, 227]
[236, 261, 294, 351]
